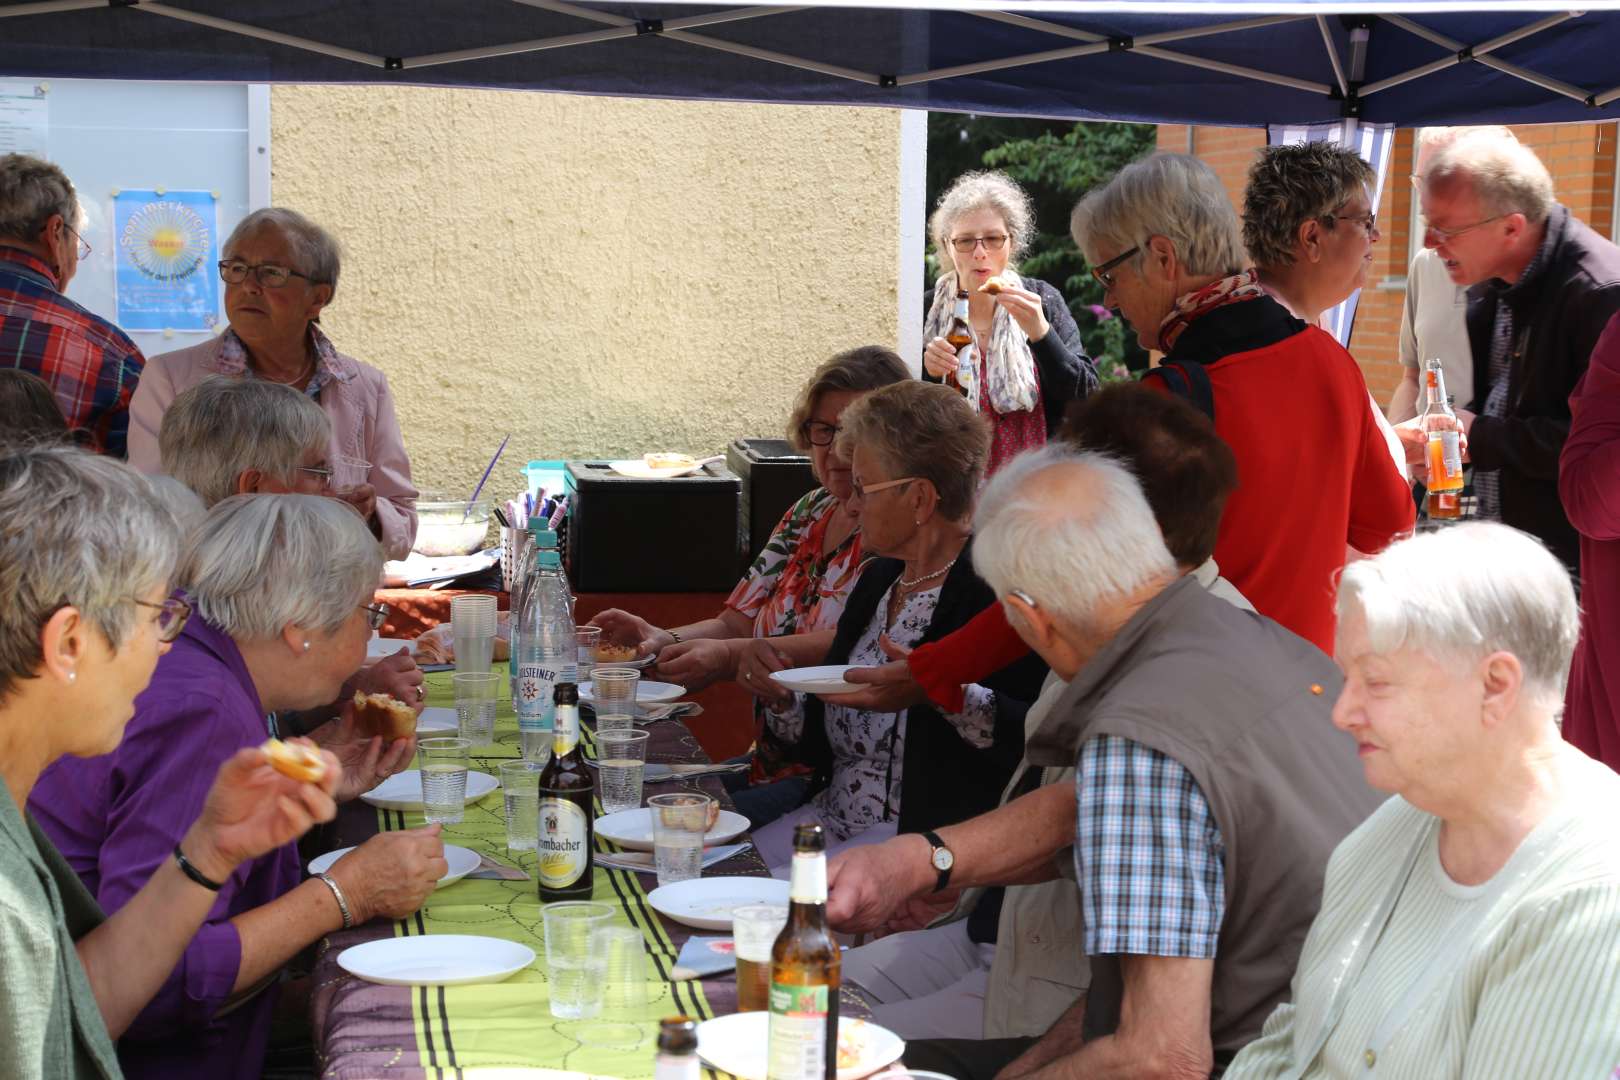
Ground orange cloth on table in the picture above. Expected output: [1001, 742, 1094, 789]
[907, 601, 1025, 715]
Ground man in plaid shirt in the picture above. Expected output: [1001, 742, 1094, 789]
[1, 154, 144, 457]
[824, 447, 1380, 1079]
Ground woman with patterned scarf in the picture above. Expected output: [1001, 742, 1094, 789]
[921, 171, 1097, 475]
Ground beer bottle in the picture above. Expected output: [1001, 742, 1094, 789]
[538, 682, 593, 901]
[654, 1016, 699, 1080]
[943, 289, 977, 404]
[766, 823, 840, 1080]
[1419, 358, 1466, 520]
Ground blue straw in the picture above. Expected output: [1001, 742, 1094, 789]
[463, 434, 510, 523]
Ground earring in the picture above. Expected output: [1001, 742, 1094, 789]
[302, 642, 311, 652]
[67, 671, 76, 683]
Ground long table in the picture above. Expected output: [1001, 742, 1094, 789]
[309, 672, 855, 1078]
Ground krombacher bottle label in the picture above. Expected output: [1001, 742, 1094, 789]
[538, 682, 593, 901]
[766, 823, 839, 1080]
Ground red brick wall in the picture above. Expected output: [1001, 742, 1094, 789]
[1156, 123, 1618, 407]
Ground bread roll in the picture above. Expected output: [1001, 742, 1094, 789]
[262, 739, 327, 783]
[352, 691, 417, 740]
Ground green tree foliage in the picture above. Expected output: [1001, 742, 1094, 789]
[925, 115, 1158, 378]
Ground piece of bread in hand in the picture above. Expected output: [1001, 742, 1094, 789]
[979, 275, 1013, 295]
[645, 452, 696, 470]
[594, 642, 639, 663]
[262, 739, 328, 783]
[352, 691, 418, 739]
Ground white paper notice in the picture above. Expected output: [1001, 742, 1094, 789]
[0, 82, 49, 157]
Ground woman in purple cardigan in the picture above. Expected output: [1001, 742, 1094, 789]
[29, 494, 446, 1079]
[0, 448, 343, 1076]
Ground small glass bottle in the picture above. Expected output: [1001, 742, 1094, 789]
[1419, 359, 1465, 520]
[943, 289, 977, 406]
[654, 1016, 700, 1080]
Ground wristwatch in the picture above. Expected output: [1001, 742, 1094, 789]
[920, 830, 954, 893]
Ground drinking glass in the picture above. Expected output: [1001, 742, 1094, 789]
[330, 455, 372, 494]
[452, 671, 499, 745]
[498, 759, 543, 851]
[648, 792, 713, 887]
[592, 924, 650, 1018]
[732, 903, 788, 1012]
[592, 666, 640, 723]
[542, 901, 614, 1019]
[596, 729, 649, 814]
[574, 626, 602, 685]
[450, 594, 496, 674]
[416, 737, 471, 825]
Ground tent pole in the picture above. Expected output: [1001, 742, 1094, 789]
[1316, 16, 1349, 99]
[0, 0, 101, 18]
[133, 3, 387, 67]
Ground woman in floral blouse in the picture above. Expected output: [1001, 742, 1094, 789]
[590, 346, 909, 826]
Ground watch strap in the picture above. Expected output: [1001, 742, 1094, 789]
[921, 829, 952, 893]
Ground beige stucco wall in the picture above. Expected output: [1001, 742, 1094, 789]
[270, 85, 903, 499]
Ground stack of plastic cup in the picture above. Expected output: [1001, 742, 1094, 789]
[450, 594, 497, 674]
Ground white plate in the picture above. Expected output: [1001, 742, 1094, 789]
[366, 637, 413, 660]
[607, 459, 705, 480]
[590, 652, 657, 670]
[309, 843, 481, 888]
[337, 934, 535, 987]
[359, 769, 500, 811]
[696, 1012, 903, 1079]
[595, 807, 749, 852]
[769, 665, 861, 695]
[579, 678, 686, 705]
[416, 706, 458, 734]
[647, 876, 790, 931]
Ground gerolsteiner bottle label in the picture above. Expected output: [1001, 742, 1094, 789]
[767, 983, 830, 1078]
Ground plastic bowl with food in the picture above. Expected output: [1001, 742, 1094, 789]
[412, 495, 493, 557]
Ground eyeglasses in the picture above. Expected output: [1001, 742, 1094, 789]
[132, 594, 192, 644]
[948, 234, 1009, 253]
[295, 463, 334, 487]
[1090, 246, 1140, 289]
[219, 260, 312, 288]
[61, 222, 91, 261]
[359, 603, 390, 631]
[850, 476, 918, 500]
[800, 420, 841, 447]
[1328, 211, 1378, 235]
[1421, 213, 1512, 245]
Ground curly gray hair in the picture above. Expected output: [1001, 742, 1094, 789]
[1241, 142, 1376, 271]
[929, 171, 1037, 272]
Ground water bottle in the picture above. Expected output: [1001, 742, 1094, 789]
[509, 519, 553, 711]
[513, 548, 575, 761]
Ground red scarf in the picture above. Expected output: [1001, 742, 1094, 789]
[1156, 269, 1267, 353]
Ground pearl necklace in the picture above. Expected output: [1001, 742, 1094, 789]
[898, 556, 958, 590]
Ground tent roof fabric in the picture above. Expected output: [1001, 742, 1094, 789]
[4, 0, 1620, 126]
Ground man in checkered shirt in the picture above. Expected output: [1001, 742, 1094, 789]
[0, 154, 144, 457]
[825, 447, 1381, 1079]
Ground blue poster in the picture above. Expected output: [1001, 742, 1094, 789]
[113, 189, 219, 332]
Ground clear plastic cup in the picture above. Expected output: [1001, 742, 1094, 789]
[542, 901, 614, 1018]
[450, 594, 497, 674]
[452, 670, 499, 745]
[498, 759, 543, 850]
[575, 626, 602, 684]
[648, 792, 713, 887]
[592, 924, 650, 1018]
[591, 666, 640, 719]
[416, 737, 470, 825]
[596, 729, 649, 814]
[732, 903, 788, 1012]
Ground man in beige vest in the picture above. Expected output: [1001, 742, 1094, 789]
[826, 447, 1380, 1079]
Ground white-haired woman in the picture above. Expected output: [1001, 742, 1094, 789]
[1226, 523, 1620, 1079]
[29, 494, 445, 1079]
[127, 207, 418, 558]
[1071, 152, 1413, 655]
[922, 171, 1096, 475]
[0, 448, 342, 1076]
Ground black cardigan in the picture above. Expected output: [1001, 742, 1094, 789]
[796, 541, 1049, 836]
[923, 277, 1098, 436]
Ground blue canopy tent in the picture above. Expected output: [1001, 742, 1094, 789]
[4, 0, 1620, 127]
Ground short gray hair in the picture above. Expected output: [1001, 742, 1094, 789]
[0, 447, 180, 701]
[1241, 142, 1375, 270]
[159, 376, 331, 506]
[145, 475, 207, 535]
[930, 171, 1037, 270]
[835, 380, 990, 521]
[1070, 153, 1246, 279]
[179, 494, 383, 642]
[972, 446, 1176, 630]
[1337, 523, 1578, 708]
[224, 207, 343, 292]
[1424, 131, 1555, 225]
[0, 153, 81, 242]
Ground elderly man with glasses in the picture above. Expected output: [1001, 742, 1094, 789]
[0, 153, 145, 456]
[1391, 130, 1620, 576]
[127, 207, 418, 558]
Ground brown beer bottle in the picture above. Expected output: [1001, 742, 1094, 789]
[1419, 359, 1466, 521]
[654, 1017, 700, 1080]
[538, 682, 594, 901]
[943, 289, 977, 402]
[766, 823, 840, 1080]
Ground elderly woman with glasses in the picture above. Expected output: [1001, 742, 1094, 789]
[29, 494, 445, 1079]
[1072, 152, 1414, 654]
[592, 346, 910, 827]
[1225, 524, 1620, 1078]
[921, 171, 1096, 475]
[751, 380, 1047, 869]
[127, 207, 418, 558]
[0, 448, 343, 1077]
